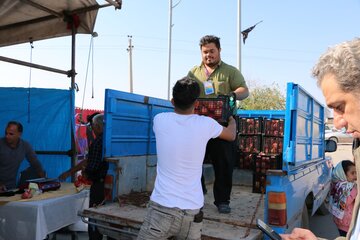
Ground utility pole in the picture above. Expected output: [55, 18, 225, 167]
[167, 0, 182, 100]
[127, 35, 134, 93]
[237, 0, 241, 71]
[167, 0, 173, 100]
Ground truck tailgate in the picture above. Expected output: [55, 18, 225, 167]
[79, 185, 263, 240]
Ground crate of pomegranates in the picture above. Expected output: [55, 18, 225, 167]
[194, 95, 234, 123]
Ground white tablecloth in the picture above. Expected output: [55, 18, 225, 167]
[0, 188, 89, 240]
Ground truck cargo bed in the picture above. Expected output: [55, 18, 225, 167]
[79, 185, 264, 240]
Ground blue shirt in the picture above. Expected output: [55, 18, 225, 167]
[0, 138, 43, 189]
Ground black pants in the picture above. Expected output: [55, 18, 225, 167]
[88, 179, 105, 240]
[338, 229, 347, 237]
[206, 138, 236, 206]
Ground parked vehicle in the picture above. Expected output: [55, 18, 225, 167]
[238, 83, 337, 235]
[79, 82, 336, 239]
[325, 125, 353, 143]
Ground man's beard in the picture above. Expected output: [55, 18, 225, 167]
[205, 59, 219, 68]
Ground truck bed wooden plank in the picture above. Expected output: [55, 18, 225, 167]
[202, 220, 262, 240]
[82, 203, 144, 228]
[80, 186, 264, 240]
[203, 186, 264, 228]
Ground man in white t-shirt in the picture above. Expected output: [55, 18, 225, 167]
[137, 77, 236, 240]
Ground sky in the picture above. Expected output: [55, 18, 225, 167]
[1, 0, 360, 111]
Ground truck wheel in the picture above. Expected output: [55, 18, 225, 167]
[316, 199, 329, 215]
[301, 204, 309, 229]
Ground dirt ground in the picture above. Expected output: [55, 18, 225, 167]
[326, 143, 353, 166]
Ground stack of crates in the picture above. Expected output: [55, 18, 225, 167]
[237, 118, 263, 169]
[237, 117, 284, 193]
[262, 119, 284, 154]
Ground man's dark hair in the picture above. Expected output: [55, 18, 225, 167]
[172, 77, 200, 111]
[7, 121, 23, 133]
[199, 35, 221, 49]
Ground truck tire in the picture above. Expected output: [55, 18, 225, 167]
[329, 137, 338, 143]
[301, 204, 310, 229]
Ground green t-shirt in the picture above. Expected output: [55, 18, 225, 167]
[187, 61, 247, 98]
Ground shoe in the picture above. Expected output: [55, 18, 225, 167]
[217, 203, 231, 214]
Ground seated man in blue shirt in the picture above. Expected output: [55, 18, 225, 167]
[0, 121, 45, 192]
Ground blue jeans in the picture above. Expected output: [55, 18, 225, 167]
[137, 201, 203, 240]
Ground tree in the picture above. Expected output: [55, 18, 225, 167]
[239, 83, 286, 110]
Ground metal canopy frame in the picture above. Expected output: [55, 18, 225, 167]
[0, 0, 121, 89]
[0, 0, 122, 177]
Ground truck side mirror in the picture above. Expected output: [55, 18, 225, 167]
[325, 139, 337, 152]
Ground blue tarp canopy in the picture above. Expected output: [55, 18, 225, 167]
[0, 87, 74, 180]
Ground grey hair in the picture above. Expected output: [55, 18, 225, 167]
[92, 113, 104, 128]
[312, 38, 360, 94]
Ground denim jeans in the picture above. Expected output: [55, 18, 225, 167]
[137, 201, 203, 240]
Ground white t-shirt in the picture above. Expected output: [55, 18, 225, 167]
[150, 112, 223, 210]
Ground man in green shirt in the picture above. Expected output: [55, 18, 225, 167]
[188, 35, 249, 214]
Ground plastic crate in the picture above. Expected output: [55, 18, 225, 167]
[264, 118, 285, 136]
[252, 173, 266, 193]
[254, 155, 270, 174]
[238, 117, 263, 134]
[237, 152, 255, 169]
[262, 137, 283, 154]
[238, 134, 262, 153]
[254, 154, 282, 173]
[194, 95, 235, 123]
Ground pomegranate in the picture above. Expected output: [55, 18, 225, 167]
[21, 189, 33, 199]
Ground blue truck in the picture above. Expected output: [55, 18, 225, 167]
[237, 82, 336, 234]
[79, 82, 336, 239]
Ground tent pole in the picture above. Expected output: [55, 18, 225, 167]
[70, 20, 77, 182]
[0, 56, 69, 75]
[71, 23, 76, 90]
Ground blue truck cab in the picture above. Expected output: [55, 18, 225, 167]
[238, 82, 336, 234]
